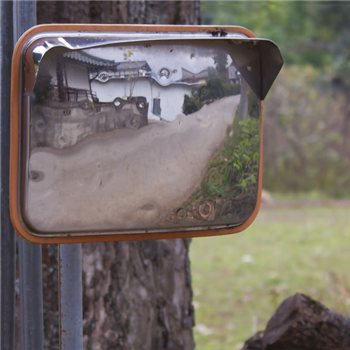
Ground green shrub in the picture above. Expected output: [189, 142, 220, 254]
[263, 65, 350, 198]
[182, 77, 242, 116]
[182, 94, 201, 115]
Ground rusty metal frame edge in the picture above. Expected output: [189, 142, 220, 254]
[10, 24, 261, 244]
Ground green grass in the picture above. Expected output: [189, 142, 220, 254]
[190, 199, 350, 350]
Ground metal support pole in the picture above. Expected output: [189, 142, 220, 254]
[59, 244, 83, 349]
[18, 241, 44, 350]
[0, 2, 15, 349]
[13, 0, 37, 41]
[13, 2, 44, 350]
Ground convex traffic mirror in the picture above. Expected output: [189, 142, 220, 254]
[10, 25, 283, 243]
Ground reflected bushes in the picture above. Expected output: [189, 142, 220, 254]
[166, 116, 260, 225]
[182, 76, 241, 115]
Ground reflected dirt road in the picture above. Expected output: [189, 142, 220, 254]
[26, 95, 240, 233]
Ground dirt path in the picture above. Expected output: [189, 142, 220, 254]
[25, 95, 241, 233]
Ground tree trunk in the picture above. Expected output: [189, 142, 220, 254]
[37, 1, 201, 25]
[242, 293, 350, 350]
[82, 240, 194, 350]
[35, 2, 201, 349]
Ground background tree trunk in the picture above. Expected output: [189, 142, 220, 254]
[34, 2, 201, 349]
[37, 1, 201, 25]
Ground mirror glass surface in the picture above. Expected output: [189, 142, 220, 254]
[23, 40, 261, 235]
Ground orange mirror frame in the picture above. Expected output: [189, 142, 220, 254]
[10, 25, 283, 244]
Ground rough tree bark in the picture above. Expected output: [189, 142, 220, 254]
[37, 1, 201, 25]
[34, 2, 201, 350]
[242, 293, 350, 350]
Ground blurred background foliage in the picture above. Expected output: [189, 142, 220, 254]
[202, 1, 350, 198]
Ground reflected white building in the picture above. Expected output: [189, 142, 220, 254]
[58, 50, 209, 121]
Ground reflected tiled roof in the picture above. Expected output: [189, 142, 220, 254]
[63, 51, 116, 67]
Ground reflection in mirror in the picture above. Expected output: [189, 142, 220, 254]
[25, 40, 261, 235]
